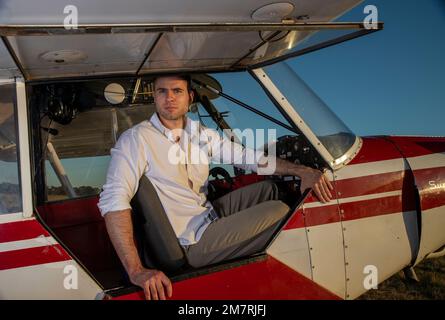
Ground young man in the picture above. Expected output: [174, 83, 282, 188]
[98, 74, 333, 300]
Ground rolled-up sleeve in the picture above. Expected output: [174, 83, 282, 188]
[98, 128, 148, 216]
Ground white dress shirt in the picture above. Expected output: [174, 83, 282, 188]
[98, 112, 267, 245]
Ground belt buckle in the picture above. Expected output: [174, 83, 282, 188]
[208, 209, 218, 222]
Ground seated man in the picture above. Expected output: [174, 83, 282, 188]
[98, 74, 333, 300]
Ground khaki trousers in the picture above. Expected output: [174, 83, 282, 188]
[184, 180, 290, 268]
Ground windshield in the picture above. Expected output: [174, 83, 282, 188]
[262, 61, 357, 160]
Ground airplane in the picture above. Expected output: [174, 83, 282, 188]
[0, 0, 444, 300]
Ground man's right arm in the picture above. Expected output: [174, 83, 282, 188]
[104, 209, 172, 300]
[99, 129, 171, 300]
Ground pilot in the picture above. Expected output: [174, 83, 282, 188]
[98, 74, 333, 300]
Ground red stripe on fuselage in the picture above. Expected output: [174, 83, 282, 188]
[284, 166, 444, 229]
[0, 244, 71, 271]
[350, 136, 445, 166]
[303, 204, 341, 228]
[284, 168, 422, 228]
[283, 208, 305, 229]
[349, 137, 403, 165]
[303, 169, 411, 205]
[300, 195, 415, 228]
[0, 220, 50, 243]
[334, 170, 407, 199]
[388, 136, 445, 158]
[340, 194, 414, 222]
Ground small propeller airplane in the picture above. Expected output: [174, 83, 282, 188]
[0, 0, 444, 300]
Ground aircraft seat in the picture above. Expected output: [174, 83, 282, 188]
[130, 176, 188, 273]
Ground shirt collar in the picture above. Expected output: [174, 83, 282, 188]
[149, 112, 195, 143]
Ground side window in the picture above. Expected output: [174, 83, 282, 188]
[0, 82, 22, 214]
[45, 156, 110, 201]
[42, 104, 155, 202]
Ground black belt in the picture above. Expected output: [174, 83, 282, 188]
[205, 208, 219, 223]
[181, 209, 219, 250]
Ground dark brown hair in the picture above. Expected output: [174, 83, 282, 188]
[153, 74, 192, 92]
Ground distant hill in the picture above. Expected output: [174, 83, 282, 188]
[0, 182, 20, 193]
[47, 185, 101, 197]
[0, 183, 21, 213]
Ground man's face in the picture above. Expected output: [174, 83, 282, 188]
[154, 76, 193, 122]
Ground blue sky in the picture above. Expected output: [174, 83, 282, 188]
[288, 0, 445, 137]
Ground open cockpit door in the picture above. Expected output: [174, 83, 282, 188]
[0, 0, 382, 81]
[0, 22, 382, 81]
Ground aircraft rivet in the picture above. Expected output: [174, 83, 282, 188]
[344, 245, 348, 249]
[345, 262, 349, 266]
[310, 247, 313, 250]
[312, 266, 315, 269]
[340, 209, 345, 214]
[343, 228, 346, 231]
[346, 294, 350, 298]
[346, 278, 350, 281]
[338, 192, 342, 196]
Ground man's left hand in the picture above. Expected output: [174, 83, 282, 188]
[299, 168, 334, 203]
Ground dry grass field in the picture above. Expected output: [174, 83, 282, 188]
[359, 255, 445, 300]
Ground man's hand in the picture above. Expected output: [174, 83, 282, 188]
[271, 158, 334, 203]
[299, 167, 334, 203]
[130, 268, 173, 300]
[104, 210, 172, 300]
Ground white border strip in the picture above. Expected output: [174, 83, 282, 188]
[407, 153, 445, 171]
[335, 153, 445, 181]
[0, 212, 25, 224]
[338, 190, 402, 205]
[0, 236, 57, 253]
[335, 157, 406, 180]
[16, 78, 33, 218]
[304, 190, 402, 208]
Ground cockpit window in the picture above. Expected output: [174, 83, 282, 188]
[0, 82, 22, 214]
[39, 95, 156, 201]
